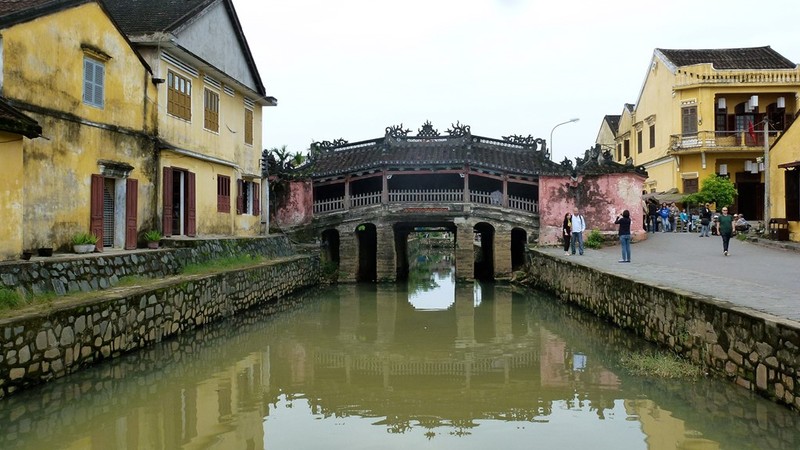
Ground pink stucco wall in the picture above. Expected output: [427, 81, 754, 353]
[274, 180, 313, 228]
[539, 173, 646, 246]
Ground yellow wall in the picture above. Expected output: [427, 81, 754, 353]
[137, 49, 265, 237]
[1, 4, 154, 131]
[2, 3, 157, 250]
[0, 133, 25, 260]
[770, 122, 800, 241]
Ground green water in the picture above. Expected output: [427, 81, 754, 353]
[1, 253, 799, 449]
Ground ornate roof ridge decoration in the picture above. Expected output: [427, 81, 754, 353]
[501, 134, 547, 154]
[446, 121, 471, 137]
[311, 138, 349, 152]
[417, 120, 440, 138]
[385, 124, 411, 138]
[572, 144, 648, 177]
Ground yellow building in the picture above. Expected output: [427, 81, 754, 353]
[0, 99, 41, 261]
[0, 0, 158, 258]
[612, 47, 800, 220]
[104, 0, 277, 238]
[769, 119, 800, 241]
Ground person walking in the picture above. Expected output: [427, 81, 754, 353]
[615, 210, 632, 263]
[658, 203, 670, 232]
[561, 213, 572, 256]
[571, 208, 586, 255]
[647, 200, 659, 233]
[718, 206, 734, 256]
[699, 203, 712, 237]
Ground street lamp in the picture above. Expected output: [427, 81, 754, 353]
[549, 118, 580, 160]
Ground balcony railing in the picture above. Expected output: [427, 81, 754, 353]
[313, 189, 538, 214]
[673, 66, 800, 88]
[670, 130, 780, 152]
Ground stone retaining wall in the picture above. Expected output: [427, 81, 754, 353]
[0, 254, 319, 398]
[525, 248, 800, 411]
[0, 236, 295, 297]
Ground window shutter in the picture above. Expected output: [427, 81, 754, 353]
[125, 178, 138, 250]
[786, 170, 800, 221]
[162, 167, 173, 237]
[236, 179, 243, 214]
[83, 59, 93, 104]
[253, 182, 260, 216]
[90, 174, 104, 251]
[94, 63, 104, 107]
[187, 171, 196, 236]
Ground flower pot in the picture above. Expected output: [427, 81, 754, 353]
[147, 241, 160, 249]
[73, 244, 95, 254]
[21, 252, 33, 261]
[37, 247, 53, 257]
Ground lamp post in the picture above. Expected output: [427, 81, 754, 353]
[549, 118, 580, 160]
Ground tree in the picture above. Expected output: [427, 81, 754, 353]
[684, 174, 737, 209]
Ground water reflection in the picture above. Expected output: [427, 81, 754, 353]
[1, 255, 799, 449]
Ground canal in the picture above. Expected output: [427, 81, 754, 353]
[1, 250, 800, 449]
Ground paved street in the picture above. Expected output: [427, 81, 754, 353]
[537, 231, 800, 322]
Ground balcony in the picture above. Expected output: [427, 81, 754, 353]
[313, 189, 539, 215]
[670, 130, 781, 153]
[673, 66, 800, 89]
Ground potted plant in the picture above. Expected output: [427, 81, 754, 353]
[71, 232, 98, 254]
[144, 230, 162, 249]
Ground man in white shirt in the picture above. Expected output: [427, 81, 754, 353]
[571, 208, 586, 255]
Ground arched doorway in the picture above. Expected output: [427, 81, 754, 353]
[511, 228, 527, 271]
[473, 222, 495, 281]
[321, 229, 340, 267]
[356, 223, 377, 282]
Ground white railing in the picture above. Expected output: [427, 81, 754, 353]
[313, 197, 344, 213]
[350, 191, 382, 208]
[388, 189, 463, 203]
[313, 189, 538, 214]
[508, 195, 538, 212]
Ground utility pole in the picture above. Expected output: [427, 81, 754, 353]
[763, 119, 770, 226]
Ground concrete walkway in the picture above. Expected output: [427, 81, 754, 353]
[536, 231, 800, 322]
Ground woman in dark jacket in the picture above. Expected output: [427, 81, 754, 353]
[615, 210, 632, 263]
[562, 213, 572, 256]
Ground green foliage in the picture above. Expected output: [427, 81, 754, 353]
[584, 229, 604, 249]
[683, 174, 737, 209]
[143, 230, 163, 242]
[181, 254, 264, 275]
[620, 350, 704, 379]
[71, 232, 98, 245]
[320, 260, 340, 283]
[0, 288, 21, 310]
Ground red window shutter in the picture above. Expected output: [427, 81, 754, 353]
[187, 171, 197, 236]
[236, 179, 243, 215]
[253, 182, 260, 216]
[162, 167, 173, 237]
[90, 174, 104, 251]
[125, 178, 138, 250]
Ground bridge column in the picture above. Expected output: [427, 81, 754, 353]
[375, 223, 397, 282]
[494, 226, 512, 278]
[455, 220, 474, 280]
[338, 228, 358, 283]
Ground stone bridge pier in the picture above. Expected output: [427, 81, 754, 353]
[320, 210, 534, 283]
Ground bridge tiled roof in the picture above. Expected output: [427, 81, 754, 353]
[0, 97, 41, 138]
[310, 132, 570, 179]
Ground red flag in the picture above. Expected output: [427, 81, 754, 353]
[748, 120, 757, 143]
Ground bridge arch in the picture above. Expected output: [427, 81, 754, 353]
[473, 222, 495, 281]
[321, 228, 340, 268]
[511, 227, 527, 271]
[356, 223, 377, 282]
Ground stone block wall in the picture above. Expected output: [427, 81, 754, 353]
[525, 249, 800, 411]
[0, 236, 294, 297]
[0, 254, 319, 398]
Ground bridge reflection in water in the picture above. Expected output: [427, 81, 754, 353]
[2, 257, 800, 449]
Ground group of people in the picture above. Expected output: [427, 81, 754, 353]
[561, 201, 749, 262]
[644, 200, 692, 233]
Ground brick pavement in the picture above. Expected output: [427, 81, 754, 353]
[537, 231, 800, 322]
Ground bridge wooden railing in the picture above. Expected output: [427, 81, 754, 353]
[313, 189, 538, 214]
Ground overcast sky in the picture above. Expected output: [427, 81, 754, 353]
[235, 0, 800, 163]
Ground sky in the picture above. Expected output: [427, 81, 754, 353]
[235, 0, 800, 164]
